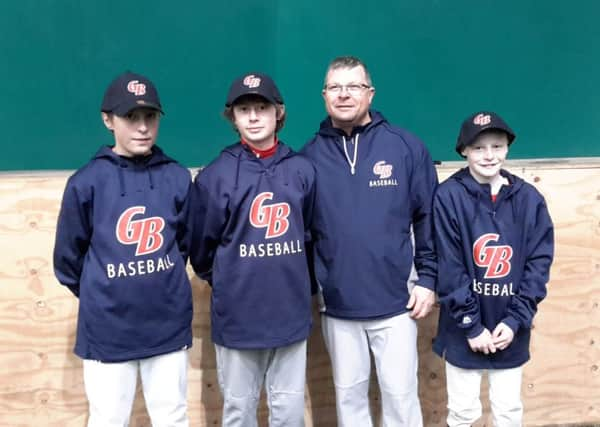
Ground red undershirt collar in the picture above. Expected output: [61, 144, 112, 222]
[241, 136, 279, 159]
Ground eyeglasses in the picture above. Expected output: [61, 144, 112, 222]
[324, 83, 371, 96]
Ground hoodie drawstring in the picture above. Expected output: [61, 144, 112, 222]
[342, 134, 360, 175]
[118, 163, 127, 197]
[234, 153, 242, 191]
[146, 168, 155, 190]
[282, 160, 289, 186]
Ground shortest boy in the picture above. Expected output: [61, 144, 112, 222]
[53, 71, 193, 427]
[189, 73, 315, 427]
[433, 111, 554, 426]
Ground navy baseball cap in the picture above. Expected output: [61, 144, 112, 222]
[225, 72, 283, 107]
[456, 111, 515, 156]
[101, 71, 163, 116]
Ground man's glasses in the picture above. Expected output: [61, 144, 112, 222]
[324, 83, 371, 96]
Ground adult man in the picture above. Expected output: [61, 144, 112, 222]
[302, 56, 438, 426]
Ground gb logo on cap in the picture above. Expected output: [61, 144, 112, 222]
[127, 80, 147, 96]
[243, 75, 261, 89]
[473, 113, 491, 126]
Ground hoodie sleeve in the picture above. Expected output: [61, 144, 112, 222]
[433, 192, 485, 339]
[53, 178, 92, 298]
[301, 163, 318, 294]
[410, 145, 439, 290]
[189, 171, 227, 285]
[502, 198, 554, 335]
[175, 177, 193, 262]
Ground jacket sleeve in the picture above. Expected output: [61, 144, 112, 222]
[502, 198, 554, 334]
[175, 177, 193, 263]
[53, 179, 92, 298]
[302, 164, 318, 294]
[189, 172, 226, 285]
[410, 146, 439, 290]
[433, 193, 485, 338]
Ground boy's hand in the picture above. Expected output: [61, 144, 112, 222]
[406, 285, 435, 319]
[468, 328, 497, 354]
[491, 322, 515, 350]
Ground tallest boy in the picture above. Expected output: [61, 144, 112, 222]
[302, 56, 438, 426]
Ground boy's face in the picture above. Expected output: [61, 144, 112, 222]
[232, 97, 281, 150]
[462, 131, 509, 183]
[102, 108, 160, 157]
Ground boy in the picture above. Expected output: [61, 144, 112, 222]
[189, 72, 315, 427]
[433, 111, 554, 426]
[53, 71, 193, 427]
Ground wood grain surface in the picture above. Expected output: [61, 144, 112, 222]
[0, 159, 598, 426]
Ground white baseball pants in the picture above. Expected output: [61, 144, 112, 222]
[321, 313, 422, 427]
[83, 349, 189, 427]
[445, 361, 523, 427]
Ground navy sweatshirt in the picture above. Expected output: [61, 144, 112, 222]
[53, 146, 193, 362]
[301, 111, 438, 319]
[433, 167, 554, 369]
[189, 142, 316, 349]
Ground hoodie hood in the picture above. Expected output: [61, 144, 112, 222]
[450, 167, 524, 198]
[311, 110, 387, 176]
[316, 109, 386, 138]
[92, 145, 175, 196]
[448, 167, 525, 224]
[220, 141, 295, 191]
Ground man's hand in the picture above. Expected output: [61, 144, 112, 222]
[467, 328, 496, 354]
[406, 285, 435, 319]
[491, 322, 515, 351]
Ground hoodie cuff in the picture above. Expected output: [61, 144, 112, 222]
[416, 275, 435, 291]
[464, 322, 485, 339]
[501, 316, 521, 335]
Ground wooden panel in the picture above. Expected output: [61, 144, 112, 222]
[0, 159, 598, 426]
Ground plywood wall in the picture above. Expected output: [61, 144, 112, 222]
[0, 159, 599, 427]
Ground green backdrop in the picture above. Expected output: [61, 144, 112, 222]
[2, 1, 599, 171]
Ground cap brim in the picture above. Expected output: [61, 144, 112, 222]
[226, 92, 280, 107]
[107, 101, 164, 116]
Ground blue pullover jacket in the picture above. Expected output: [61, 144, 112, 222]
[189, 142, 316, 349]
[302, 111, 438, 319]
[53, 146, 193, 362]
[433, 167, 554, 369]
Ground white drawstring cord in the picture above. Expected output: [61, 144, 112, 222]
[342, 134, 359, 175]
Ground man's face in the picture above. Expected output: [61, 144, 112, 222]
[102, 108, 160, 157]
[233, 97, 281, 150]
[322, 65, 374, 134]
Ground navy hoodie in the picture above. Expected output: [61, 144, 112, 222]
[301, 111, 438, 319]
[189, 142, 316, 349]
[53, 146, 193, 362]
[433, 167, 554, 369]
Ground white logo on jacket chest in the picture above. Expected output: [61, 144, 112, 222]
[369, 161, 398, 187]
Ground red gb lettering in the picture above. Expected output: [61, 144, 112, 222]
[472, 233, 513, 279]
[249, 192, 290, 239]
[116, 206, 165, 256]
